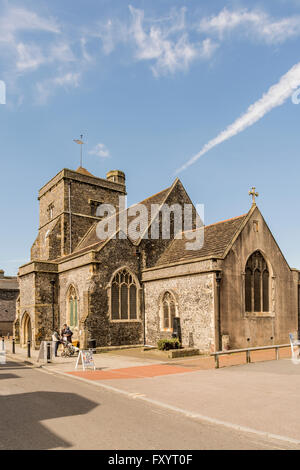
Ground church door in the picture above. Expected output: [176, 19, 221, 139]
[22, 313, 32, 346]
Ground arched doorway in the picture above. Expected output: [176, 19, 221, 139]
[22, 313, 32, 346]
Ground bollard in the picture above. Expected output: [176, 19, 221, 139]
[214, 354, 219, 369]
[246, 349, 251, 364]
[47, 342, 51, 363]
[12, 338, 15, 354]
[27, 340, 31, 358]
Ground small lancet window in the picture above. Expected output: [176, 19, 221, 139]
[161, 292, 177, 330]
[68, 286, 78, 327]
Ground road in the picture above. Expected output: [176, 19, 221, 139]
[0, 359, 297, 450]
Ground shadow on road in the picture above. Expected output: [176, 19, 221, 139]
[0, 373, 20, 380]
[0, 361, 32, 371]
[0, 390, 99, 450]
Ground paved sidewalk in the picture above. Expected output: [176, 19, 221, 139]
[3, 341, 166, 371]
[3, 340, 300, 447]
[2, 340, 292, 377]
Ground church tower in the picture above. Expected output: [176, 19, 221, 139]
[31, 167, 126, 261]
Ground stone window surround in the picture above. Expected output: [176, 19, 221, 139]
[66, 284, 80, 330]
[159, 289, 179, 332]
[241, 250, 275, 318]
[106, 266, 142, 323]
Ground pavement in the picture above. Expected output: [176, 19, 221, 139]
[2, 358, 295, 450]
[2, 340, 300, 449]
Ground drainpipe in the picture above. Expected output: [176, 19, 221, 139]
[141, 288, 146, 346]
[135, 247, 145, 345]
[50, 280, 56, 332]
[68, 182, 72, 254]
[216, 271, 222, 351]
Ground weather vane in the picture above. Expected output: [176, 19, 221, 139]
[73, 134, 85, 167]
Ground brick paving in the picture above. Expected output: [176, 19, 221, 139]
[68, 363, 197, 380]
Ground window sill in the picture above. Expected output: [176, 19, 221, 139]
[110, 319, 141, 323]
[245, 312, 275, 318]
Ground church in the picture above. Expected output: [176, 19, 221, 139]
[15, 166, 300, 352]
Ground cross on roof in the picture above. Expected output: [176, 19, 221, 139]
[249, 187, 259, 205]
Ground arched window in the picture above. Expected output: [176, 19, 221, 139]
[245, 251, 270, 313]
[68, 286, 78, 327]
[111, 269, 138, 320]
[161, 292, 177, 330]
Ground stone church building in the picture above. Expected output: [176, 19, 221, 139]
[0, 270, 19, 337]
[15, 166, 300, 352]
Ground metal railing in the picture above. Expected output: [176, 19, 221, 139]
[211, 343, 290, 369]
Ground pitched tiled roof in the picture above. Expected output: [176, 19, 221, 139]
[72, 186, 171, 253]
[155, 214, 248, 266]
[76, 166, 94, 177]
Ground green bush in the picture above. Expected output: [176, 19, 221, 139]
[157, 337, 181, 351]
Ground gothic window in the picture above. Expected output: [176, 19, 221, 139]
[245, 251, 270, 313]
[161, 292, 177, 330]
[111, 269, 138, 320]
[68, 286, 78, 327]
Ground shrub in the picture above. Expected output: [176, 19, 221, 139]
[157, 337, 181, 351]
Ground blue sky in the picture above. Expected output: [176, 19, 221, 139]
[1, 0, 300, 275]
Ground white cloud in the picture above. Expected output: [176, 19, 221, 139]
[175, 60, 300, 173]
[0, 5, 90, 105]
[49, 42, 75, 63]
[93, 19, 129, 55]
[3, 3, 300, 107]
[88, 143, 110, 158]
[0, 6, 59, 43]
[198, 7, 300, 44]
[128, 5, 216, 76]
[0, 6, 60, 79]
[36, 72, 80, 104]
[91, 6, 217, 77]
[16, 43, 46, 71]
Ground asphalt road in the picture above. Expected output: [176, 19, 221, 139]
[0, 359, 297, 450]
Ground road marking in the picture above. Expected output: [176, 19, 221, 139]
[40, 366, 300, 448]
[129, 393, 146, 399]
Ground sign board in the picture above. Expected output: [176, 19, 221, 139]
[0, 350, 6, 364]
[37, 341, 56, 362]
[75, 350, 96, 371]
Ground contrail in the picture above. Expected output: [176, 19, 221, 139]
[175, 61, 300, 174]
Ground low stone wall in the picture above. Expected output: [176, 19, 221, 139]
[167, 348, 200, 358]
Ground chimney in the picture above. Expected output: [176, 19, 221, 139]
[0, 270, 4, 279]
[106, 170, 125, 186]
